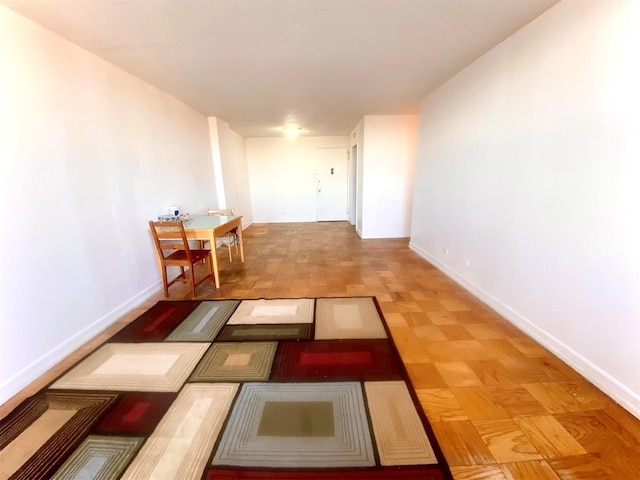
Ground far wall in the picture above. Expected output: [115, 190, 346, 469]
[246, 136, 349, 223]
[410, 0, 640, 417]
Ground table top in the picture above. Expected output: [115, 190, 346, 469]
[182, 214, 240, 230]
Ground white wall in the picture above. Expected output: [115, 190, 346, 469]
[246, 136, 348, 222]
[361, 115, 418, 239]
[207, 117, 226, 210]
[219, 119, 254, 226]
[0, 8, 217, 405]
[350, 115, 418, 239]
[207, 117, 253, 226]
[351, 120, 365, 235]
[410, 0, 640, 417]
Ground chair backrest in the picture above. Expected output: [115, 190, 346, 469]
[206, 208, 235, 216]
[149, 220, 194, 262]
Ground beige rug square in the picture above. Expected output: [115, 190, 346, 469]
[365, 380, 437, 465]
[227, 299, 314, 325]
[50, 343, 209, 392]
[122, 383, 238, 479]
[315, 297, 387, 339]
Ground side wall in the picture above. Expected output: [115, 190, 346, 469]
[0, 8, 217, 404]
[410, 0, 640, 416]
[360, 115, 418, 239]
[218, 120, 254, 227]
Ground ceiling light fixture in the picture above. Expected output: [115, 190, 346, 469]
[283, 125, 302, 136]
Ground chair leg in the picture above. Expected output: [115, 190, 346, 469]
[161, 267, 169, 297]
[227, 239, 232, 262]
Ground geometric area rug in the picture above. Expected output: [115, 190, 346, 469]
[0, 297, 452, 479]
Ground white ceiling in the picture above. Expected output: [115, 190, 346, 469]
[2, 0, 559, 137]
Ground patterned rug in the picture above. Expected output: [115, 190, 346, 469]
[0, 297, 452, 479]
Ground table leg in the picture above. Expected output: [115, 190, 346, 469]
[209, 231, 220, 288]
[237, 225, 245, 263]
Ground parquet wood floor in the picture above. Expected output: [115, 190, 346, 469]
[3, 221, 639, 479]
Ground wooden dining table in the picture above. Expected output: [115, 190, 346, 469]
[180, 214, 244, 288]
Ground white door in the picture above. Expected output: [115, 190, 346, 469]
[315, 148, 348, 221]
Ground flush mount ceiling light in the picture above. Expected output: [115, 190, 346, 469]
[283, 125, 302, 136]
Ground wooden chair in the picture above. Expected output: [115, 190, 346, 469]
[203, 208, 239, 261]
[149, 220, 214, 297]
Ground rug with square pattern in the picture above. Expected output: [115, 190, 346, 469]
[0, 297, 452, 479]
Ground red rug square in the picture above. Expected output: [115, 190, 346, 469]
[271, 339, 404, 381]
[93, 392, 177, 435]
[110, 300, 199, 342]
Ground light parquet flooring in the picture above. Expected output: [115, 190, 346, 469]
[3, 221, 639, 479]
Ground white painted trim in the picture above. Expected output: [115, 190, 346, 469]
[409, 241, 640, 420]
[0, 282, 161, 406]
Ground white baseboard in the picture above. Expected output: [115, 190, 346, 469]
[0, 282, 161, 407]
[409, 242, 640, 420]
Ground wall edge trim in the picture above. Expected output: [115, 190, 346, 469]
[409, 241, 640, 420]
[0, 282, 161, 407]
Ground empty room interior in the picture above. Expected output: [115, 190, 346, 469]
[1, 0, 639, 478]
